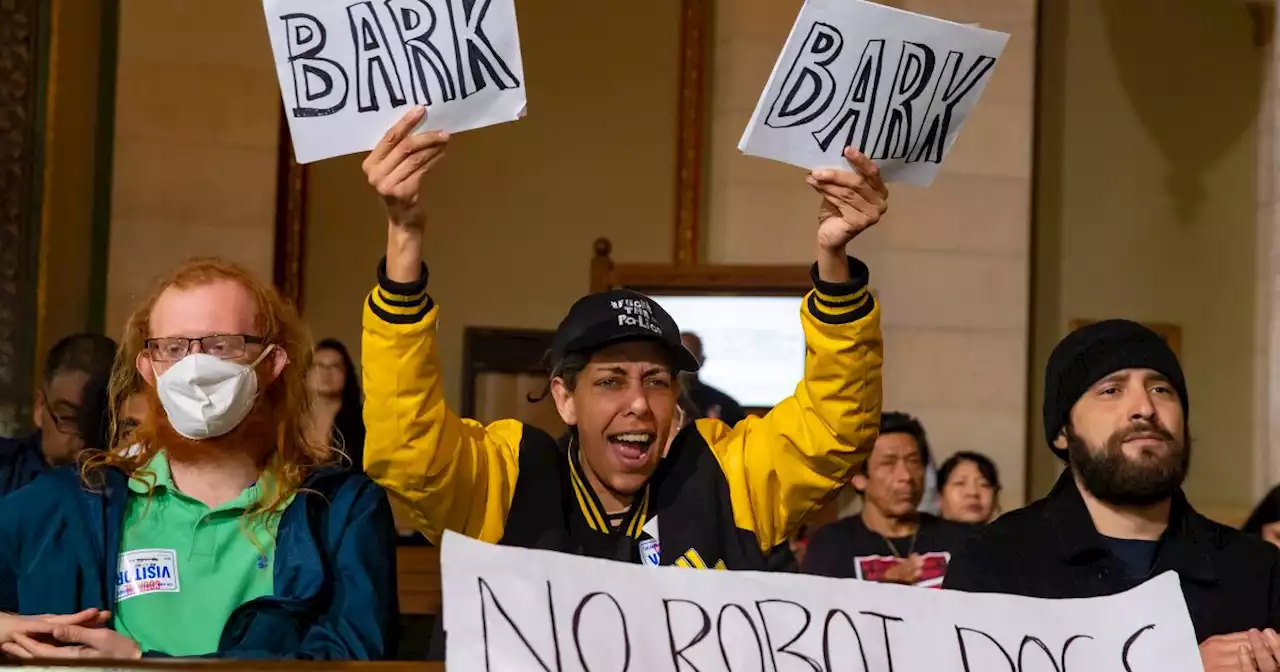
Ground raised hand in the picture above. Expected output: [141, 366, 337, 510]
[807, 147, 889, 253]
[362, 106, 450, 232]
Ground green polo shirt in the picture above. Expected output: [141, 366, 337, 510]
[113, 452, 289, 656]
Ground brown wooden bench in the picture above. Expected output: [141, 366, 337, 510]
[396, 546, 442, 616]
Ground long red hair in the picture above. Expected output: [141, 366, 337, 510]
[82, 258, 334, 520]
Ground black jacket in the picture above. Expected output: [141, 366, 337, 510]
[945, 472, 1280, 642]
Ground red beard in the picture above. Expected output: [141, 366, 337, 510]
[138, 385, 277, 467]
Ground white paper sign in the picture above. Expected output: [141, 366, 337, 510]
[262, 0, 527, 163]
[739, 0, 1009, 187]
[441, 532, 1201, 672]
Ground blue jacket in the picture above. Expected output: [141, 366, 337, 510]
[0, 464, 399, 660]
[0, 433, 47, 498]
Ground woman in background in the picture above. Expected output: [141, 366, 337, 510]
[308, 339, 366, 469]
[937, 451, 1001, 524]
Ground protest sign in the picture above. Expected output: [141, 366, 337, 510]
[738, 0, 1009, 187]
[262, 0, 527, 163]
[441, 532, 1201, 671]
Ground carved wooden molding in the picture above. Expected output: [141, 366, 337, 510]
[0, 0, 42, 432]
[673, 0, 709, 266]
[591, 238, 809, 295]
[273, 112, 308, 311]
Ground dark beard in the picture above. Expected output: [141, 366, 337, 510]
[1066, 421, 1189, 506]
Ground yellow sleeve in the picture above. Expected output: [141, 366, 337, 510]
[361, 259, 523, 544]
[698, 256, 882, 552]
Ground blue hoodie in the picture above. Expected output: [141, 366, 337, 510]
[0, 464, 399, 660]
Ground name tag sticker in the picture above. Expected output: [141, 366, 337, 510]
[116, 548, 180, 602]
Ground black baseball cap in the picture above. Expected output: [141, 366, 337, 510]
[550, 290, 700, 373]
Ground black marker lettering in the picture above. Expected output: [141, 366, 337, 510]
[860, 611, 904, 672]
[955, 627, 1015, 672]
[384, 0, 458, 105]
[821, 610, 870, 672]
[446, 0, 520, 98]
[664, 599, 711, 671]
[1017, 636, 1061, 672]
[812, 39, 884, 153]
[765, 22, 843, 129]
[347, 1, 408, 112]
[755, 600, 821, 672]
[572, 592, 631, 672]
[1059, 634, 1093, 670]
[1121, 625, 1155, 672]
[872, 41, 937, 160]
[281, 13, 349, 117]
[717, 604, 765, 672]
[907, 50, 997, 164]
[478, 578, 559, 672]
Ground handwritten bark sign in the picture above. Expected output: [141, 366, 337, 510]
[738, 0, 1009, 187]
[441, 533, 1201, 672]
[262, 0, 526, 163]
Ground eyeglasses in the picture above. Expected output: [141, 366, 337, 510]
[145, 334, 266, 362]
[40, 393, 80, 436]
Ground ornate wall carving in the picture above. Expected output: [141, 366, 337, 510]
[0, 0, 43, 433]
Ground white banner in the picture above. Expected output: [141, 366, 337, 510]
[441, 532, 1201, 671]
[262, 0, 527, 163]
[739, 0, 1009, 187]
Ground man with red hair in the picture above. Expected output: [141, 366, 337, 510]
[0, 259, 398, 660]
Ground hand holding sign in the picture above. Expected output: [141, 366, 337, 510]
[1199, 630, 1280, 672]
[739, 0, 1009, 186]
[363, 107, 450, 231]
[809, 147, 888, 252]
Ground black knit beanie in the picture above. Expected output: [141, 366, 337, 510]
[1043, 319, 1187, 460]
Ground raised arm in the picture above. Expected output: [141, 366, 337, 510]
[360, 108, 524, 544]
[701, 148, 887, 552]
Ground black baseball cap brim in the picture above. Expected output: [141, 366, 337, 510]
[554, 322, 701, 374]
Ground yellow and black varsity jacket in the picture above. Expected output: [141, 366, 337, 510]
[361, 256, 883, 570]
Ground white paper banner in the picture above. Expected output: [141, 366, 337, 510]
[441, 532, 1201, 671]
[262, 0, 527, 164]
[739, 0, 1009, 187]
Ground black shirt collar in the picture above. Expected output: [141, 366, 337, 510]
[1044, 470, 1216, 583]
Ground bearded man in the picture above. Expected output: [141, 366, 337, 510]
[0, 259, 397, 660]
[945, 319, 1280, 672]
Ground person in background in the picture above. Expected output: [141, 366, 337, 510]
[1243, 485, 1280, 549]
[945, 320, 1280, 672]
[802, 412, 975, 587]
[77, 372, 149, 454]
[307, 338, 366, 469]
[679, 332, 747, 427]
[937, 451, 1001, 524]
[361, 107, 887, 571]
[0, 258, 397, 661]
[0, 333, 116, 496]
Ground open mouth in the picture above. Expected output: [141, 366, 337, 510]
[608, 431, 656, 465]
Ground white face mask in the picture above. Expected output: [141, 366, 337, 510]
[153, 345, 275, 440]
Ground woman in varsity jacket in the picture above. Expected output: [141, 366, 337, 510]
[360, 107, 887, 570]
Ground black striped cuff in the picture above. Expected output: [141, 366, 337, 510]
[808, 256, 874, 325]
[370, 257, 433, 324]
